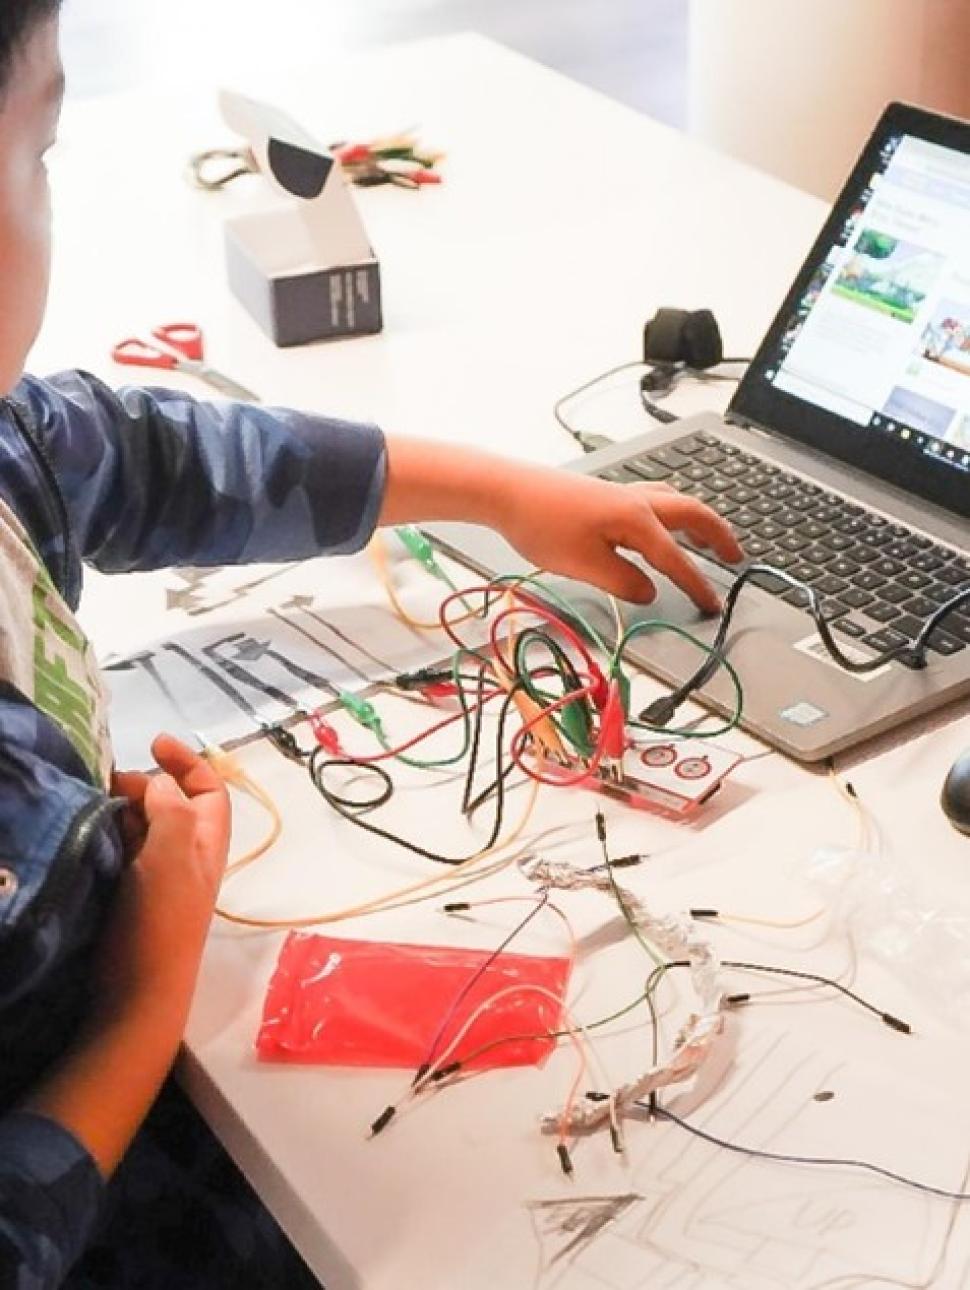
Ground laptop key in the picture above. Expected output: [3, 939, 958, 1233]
[903, 595, 938, 618]
[892, 614, 925, 640]
[697, 447, 727, 466]
[912, 552, 945, 573]
[674, 437, 705, 455]
[775, 509, 803, 528]
[928, 631, 965, 656]
[802, 544, 836, 565]
[899, 570, 931, 591]
[755, 520, 786, 541]
[863, 628, 909, 651]
[788, 494, 819, 512]
[791, 563, 829, 587]
[851, 569, 885, 591]
[847, 545, 878, 563]
[860, 528, 893, 547]
[872, 557, 904, 578]
[711, 497, 739, 517]
[924, 581, 957, 605]
[648, 446, 693, 470]
[797, 522, 830, 543]
[867, 601, 903, 624]
[732, 508, 761, 529]
[814, 574, 848, 597]
[682, 464, 713, 482]
[727, 485, 757, 505]
[810, 505, 842, 524]
[936, 565, 970, 587]
[829, 558, 861, 579]
[783, 587, 811, 608]
[833, 617, 866, 638]
[628, 458, 673, 482]
[841, 587, 875, 610]
[750, 570, 790, 594]
[886, 540, 917, 560]
[742, 536, 771, 558]
[751, 498, 782, 516]
[834, 517, 868, 535]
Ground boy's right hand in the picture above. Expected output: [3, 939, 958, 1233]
[101, 734, 231, 1008]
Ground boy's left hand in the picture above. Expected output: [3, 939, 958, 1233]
[498, 472, 743, 613]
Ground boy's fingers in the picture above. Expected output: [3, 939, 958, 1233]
[640, 490, 744, 564]
[143, 772, 191, 828]
[150, 733, 224, 799]
[111, 768, 151, 804]
[626, 513, 722, 612]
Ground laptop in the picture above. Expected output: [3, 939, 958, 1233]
[426, 102, 970, 763]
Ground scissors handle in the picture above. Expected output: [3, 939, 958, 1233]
[153, 322, 204, 362]
[111, 338, 178, 370]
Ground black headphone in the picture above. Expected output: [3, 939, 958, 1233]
[640, 307, 742, 423]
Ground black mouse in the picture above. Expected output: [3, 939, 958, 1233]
[941, 751, 970, 835]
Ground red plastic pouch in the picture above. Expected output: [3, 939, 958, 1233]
[256, 931, 572, 1070]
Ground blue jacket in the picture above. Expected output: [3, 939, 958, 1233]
[0, 371, 385, 1287]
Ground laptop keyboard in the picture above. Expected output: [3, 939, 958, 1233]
[595, 430, 970, 664]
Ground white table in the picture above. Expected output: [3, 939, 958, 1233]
[35, 34, 970, 1290]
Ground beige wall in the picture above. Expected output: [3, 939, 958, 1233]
[688, 0, 970, 198]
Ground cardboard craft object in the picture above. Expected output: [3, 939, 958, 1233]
[220, 90, 382, 346]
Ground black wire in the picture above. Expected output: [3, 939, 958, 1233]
[720, 959, 909, 1031]
[421, 893, 552, 1075]
[553, 359, 647, 452]
[642, 957, 909, 1034]
[308, 679, 524, 866]
[648, 1105, 970, 1202]
[640, 360, 751, 425]
[555, 357, 752, 445]
[641, 568, 970, 726]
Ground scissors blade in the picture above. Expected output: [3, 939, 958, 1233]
[195, 364, 261, 404]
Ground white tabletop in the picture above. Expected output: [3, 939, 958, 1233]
[35, 33, 970, 1290]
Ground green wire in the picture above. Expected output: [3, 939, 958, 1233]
[510, 628, 596, 756]
[611, 618, 744, 739]
[599, 823, 664, 968]
[488, 571, 610, 653]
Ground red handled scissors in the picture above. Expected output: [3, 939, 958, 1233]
[111, 323, 260, 403]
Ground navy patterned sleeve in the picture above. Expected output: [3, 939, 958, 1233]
[0, 1113, 103, 1289]
[14, 371, 387, 572]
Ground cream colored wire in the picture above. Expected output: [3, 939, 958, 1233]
[369, 531, 481, 632]
[213, 774, 542, 929]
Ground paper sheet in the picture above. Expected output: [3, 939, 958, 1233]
[79, 541, 482, 769]
[463, 1026, 970, 1289]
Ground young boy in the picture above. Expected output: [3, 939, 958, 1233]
[0, 4, 742, 1286]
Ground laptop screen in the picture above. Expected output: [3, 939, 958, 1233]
[730, 102, 970, 520]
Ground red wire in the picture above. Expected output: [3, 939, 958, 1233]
[437, 581, 596, 671]
[488, 601, 596, 669]
[349, 689, 504, 763]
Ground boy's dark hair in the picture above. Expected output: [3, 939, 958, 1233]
[0, 0, 61, 96]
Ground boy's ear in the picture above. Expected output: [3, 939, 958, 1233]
[266, 138, 334, 200]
